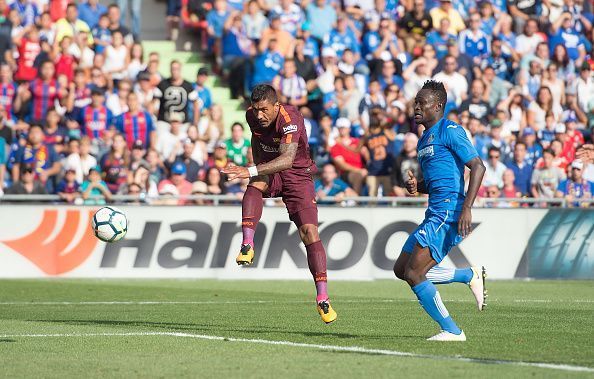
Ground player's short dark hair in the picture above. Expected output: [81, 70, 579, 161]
[251, 84, 278, 104]
[421, 80, 447, 108]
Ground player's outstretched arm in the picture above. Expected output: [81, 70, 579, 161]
[222, 142, 298, 180]
[459, 157, 486, 238]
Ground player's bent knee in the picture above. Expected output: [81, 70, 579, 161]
[393, 262, 406, 280]
[403, 267, 423, 286]
[299, 224, 319, 245]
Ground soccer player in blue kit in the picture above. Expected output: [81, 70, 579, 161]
[393, 81, 487, 341]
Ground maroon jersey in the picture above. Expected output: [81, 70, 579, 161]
[246, 104, 313, 170]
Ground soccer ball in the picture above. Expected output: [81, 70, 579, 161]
[91, 206, 128, 243]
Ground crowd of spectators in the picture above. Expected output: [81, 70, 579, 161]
[191, 0, 593, 207]
[0, 0, 592, 208]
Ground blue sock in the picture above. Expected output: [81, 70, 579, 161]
[412, 280, 462, 335]
[426, 267, 473, 284]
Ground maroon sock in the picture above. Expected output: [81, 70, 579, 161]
[242, 185, 263, 245]
[306, 240, 328, 301]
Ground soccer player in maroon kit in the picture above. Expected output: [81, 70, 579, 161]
[223, 84, 337, 324]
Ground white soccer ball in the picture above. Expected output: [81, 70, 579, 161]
[91, 206, 128, 243]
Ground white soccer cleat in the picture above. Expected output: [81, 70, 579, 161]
[427, 330, 467, 341]
[469, 266, 487, 311]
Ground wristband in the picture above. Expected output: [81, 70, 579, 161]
[248, 166, 259, 178]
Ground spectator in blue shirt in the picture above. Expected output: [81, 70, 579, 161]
[556, 160, 594, 207]
[506, 141, 533, 196]
[250, 39, 284, 90]
[314, 163, 357, 201]
[426, 18, 456, 60]
[10, 0, 39, 27]
[92, 14, 112, 55]
[362, 13, 381, 62]
[78, 0, 107, 30]
[300, 22, 320, 64]
[305, 0, 337, 42]
[550, 12, 587, 63]
[206, 0, 230, 43]
[482, 37, 516, 81]
[323, 15, 360, 60]
[195, 68, 212, 111]
[458, 13, 490, 64]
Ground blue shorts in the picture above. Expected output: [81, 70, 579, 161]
[402, 210, 463, 263]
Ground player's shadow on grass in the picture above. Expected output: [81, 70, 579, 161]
[32, 319, 366, 339]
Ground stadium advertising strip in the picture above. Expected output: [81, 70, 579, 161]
[0, 206, 592, 279]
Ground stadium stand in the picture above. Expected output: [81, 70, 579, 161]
[0, 0, 592, 207]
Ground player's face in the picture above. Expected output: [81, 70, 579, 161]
[251, 99, 279, 128]
[413, 90, 440, 126]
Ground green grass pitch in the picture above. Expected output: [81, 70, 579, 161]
[0, 279, 593, 378]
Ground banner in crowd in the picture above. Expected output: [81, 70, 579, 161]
[0, 206, 592, 279]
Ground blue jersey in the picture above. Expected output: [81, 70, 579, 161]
[417, 118, 478, 215]
[251, 50, 284, 88]
[323, 28, 360, 58]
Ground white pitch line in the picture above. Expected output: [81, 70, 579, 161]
[0, 332, 592, 374]
[0, 299, 592, 305]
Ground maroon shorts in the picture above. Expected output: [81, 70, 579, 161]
[266, 165, 319, 227]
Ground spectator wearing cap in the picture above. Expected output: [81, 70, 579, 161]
[273, 0, 305, 37]
[506, 141, 533, 195]
[258, 12, 293, 57]
[5, 164, 48, 195]
[81, 165, 111, 205]
[458, 12, 490, 65]
[272, 59, 308, 107]
[78, 0, 107, 30]
[553, 122, 577, 164]
[56, 167, 81, 203]
[55, 3, 94, 45]
[114, 92, 156, 151]
[330, 117, 366, 194]
[576, 62, 593, 114]
[556, 160, 593, 207]
[190, 180, 209, 205]
[158, 161, 193, 205]
[426, 18, 456, 60]
[206, 140, 229, 171]
[315, 162, 357, 202]
[531, 148, 566, 200]
[157, 113, 187, 160]
[459, 80, 492, 125]
[166, 137, 202, 183]
[12, 124, 62, 193]
[75, 86, 114, 142]
[432, 54, 468, 109]
[305, 0, 337, 43]
[397, 0, 433, 52]
[225, 122, 251, 167]
[66, 136, 97, 184]
[250, 38, 284, 90]
[430, 0, 465, 35]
